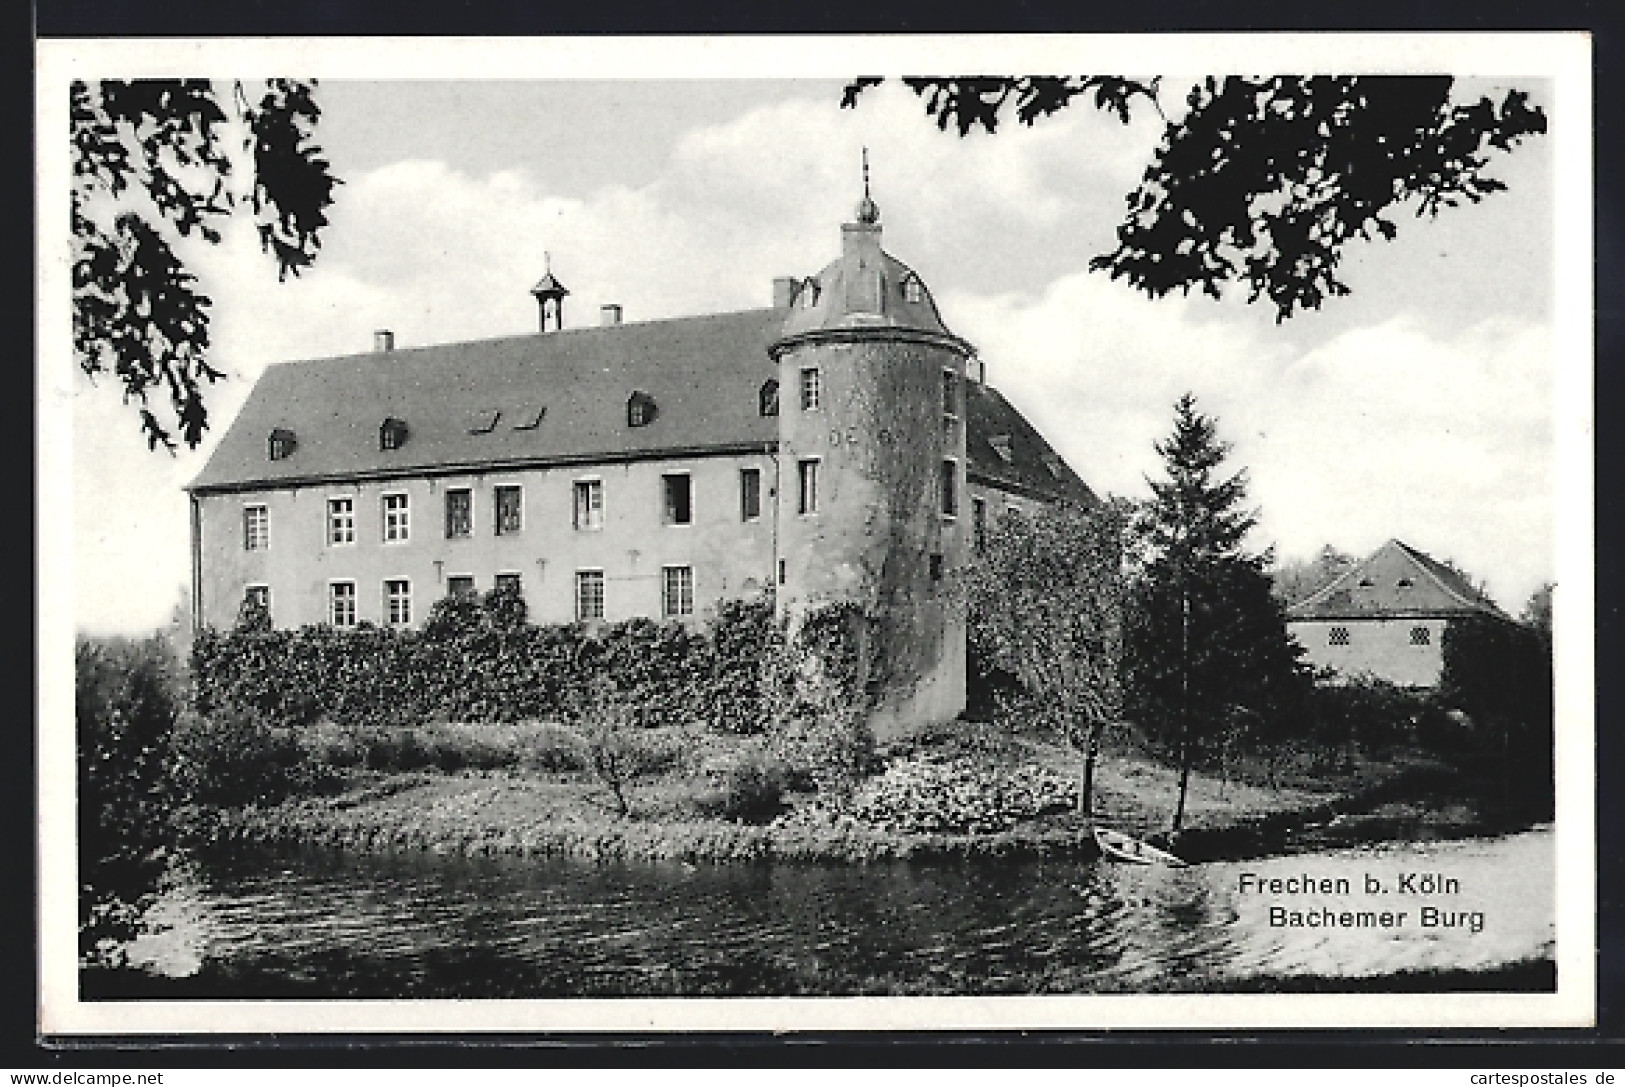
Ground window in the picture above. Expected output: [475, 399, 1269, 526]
[940, 459, 959, 517]
[990, 434, 1013, 462]
[574, 479, 603, 530]
[329, 581, 357, 627]
[942, 369, 959, 417]
[445, 488, 472, 539]
[327, 497, 355, 546]
[268, 428, 297, 461]
[627, 391, 657, 428]
[903, 275, 925, 304]
[778, 558, 787, 586]
[1410, 626, 1432, 646]
[740, 467, 762, 521]
[382, 493, 410, 542]
[495, 572, 522, 597]
[384, 579, 412, 627]
[576, 570, 605, 621]
[799, 277, 819, 307]
[468, 409, 501, 434]
[797, 459, 820, 515]
[759, 379, 779, 417]
[379, 417, 409, 451]
[663, 566, 694, 618]
[1328, 626, 1351, 647]
[972, 496, 987, 552]
[799, 367, 821, 411]
[495, 485, 523, 535]
[663, 474, 692, 525]
[243, 505, 269, 551]
[447, 575, 476, 600]
[243, 584, 269, 613]
[512, 407, 546, 431]
[1397, 578, 1415, 589]
[929, 554, 944, 582]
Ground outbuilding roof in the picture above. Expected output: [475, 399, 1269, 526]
[1286, 539, 1506, 622]
[188, 306, 1090, 504]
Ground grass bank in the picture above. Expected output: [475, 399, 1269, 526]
[181, 719, 1516, 866]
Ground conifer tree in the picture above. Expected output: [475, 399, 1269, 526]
[1126, 394, 1307, 833]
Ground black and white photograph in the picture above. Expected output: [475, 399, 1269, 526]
[38, 33, 1594, 1034]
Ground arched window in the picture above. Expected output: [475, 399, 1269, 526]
[379, 417, 409, 451]
[267, 428, 297, 461]
[627, 391, 658, 428]
[799, 278, 820, 308]
[759, 379, 779, 417]
[902, 274, 925, 304]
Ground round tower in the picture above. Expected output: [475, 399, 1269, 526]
[769, 190, 973, 738]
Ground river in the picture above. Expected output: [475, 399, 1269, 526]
[103, 827, 1554, 997]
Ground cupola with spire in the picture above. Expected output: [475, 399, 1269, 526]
[530, 252, 570, 333]
[776, 149, 961, 345]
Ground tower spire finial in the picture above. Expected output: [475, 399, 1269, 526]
[855, 146, 880, 225]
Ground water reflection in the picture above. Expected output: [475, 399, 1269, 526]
[114, 827, 1554, 997]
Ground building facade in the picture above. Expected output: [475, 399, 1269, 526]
[187, 195, 1094, 732]
[1285, 538, 1509, 688]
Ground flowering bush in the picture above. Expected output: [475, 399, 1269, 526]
[849, 758, 1079, 835]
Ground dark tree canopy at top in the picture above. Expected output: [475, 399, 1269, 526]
[843, 75, 1546, 321]
[71, 79, 340, 451]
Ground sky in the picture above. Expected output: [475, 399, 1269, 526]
[66, 70, 1565, 635]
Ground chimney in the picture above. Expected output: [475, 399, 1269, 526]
[374, 329, 395, 353]
[600, 304, 623, 327]
[773, 277, 797, 308]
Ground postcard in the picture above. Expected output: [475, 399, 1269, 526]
[37, 31, 1595, 1035]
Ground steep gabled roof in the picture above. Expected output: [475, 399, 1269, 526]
[1286, 538, 1506, 621]
[965, 382, 1095, 504]
[188, 309, 785, 493]
[188, 307, 1092, 503]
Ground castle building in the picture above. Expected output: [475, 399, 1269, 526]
[186, 192, 1094, 732]
[1285, 538, 1509, 688]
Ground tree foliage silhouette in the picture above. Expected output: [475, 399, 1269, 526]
[844, 75, 1545, 321]
[71, 79, 340, 451]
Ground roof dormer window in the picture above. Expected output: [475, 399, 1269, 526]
[468, 409, 501, 434]
[267, 428, 297, 461]
[627, 391, 657, 428]
[759, 379, 779, 417]
[799, 278, 820, 308]
[902, 274, 925, 304]
[380, 417, 409, 451]
[512, 408, 546, 431]
[1397, 577, 1414, 589]
[990, 434, 1014, 462]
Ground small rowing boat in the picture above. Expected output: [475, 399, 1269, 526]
[1093, 826, 1189, 868]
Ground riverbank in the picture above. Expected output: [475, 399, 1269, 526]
[188, 731, 1525, 866]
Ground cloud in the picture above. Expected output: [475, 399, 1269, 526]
[947, 274, 1555, 609]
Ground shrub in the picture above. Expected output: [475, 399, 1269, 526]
[168, 706, 309, 808]
[1305, 674, 1442, 758]
[76, 633, 185, 964]
[695, 742, 789, 823]
[849, 758, 1079, 835]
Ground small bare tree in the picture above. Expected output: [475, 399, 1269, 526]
[565, 681, 656, 819]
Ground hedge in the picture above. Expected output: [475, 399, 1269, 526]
[193, 588, 779, 732]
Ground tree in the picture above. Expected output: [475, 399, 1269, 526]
[1125, 394, 1307, 833]
[1521, 582, 1555, 635]
[844, 76, 1545, 321]
[963, 500, 1128, 814]
[72, 79, 340, 451]
[1270, 544, 1358, 606]
[565, 681, 661, 819]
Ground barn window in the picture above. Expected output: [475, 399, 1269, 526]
[1328, 626, 1351, 647]
[759, 379, 779, 417]
[1410, 626, 1432, 646]
[627, 391, 657, 428]
[267, 428, 297, 461]
[380, 417, 409, 451]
